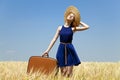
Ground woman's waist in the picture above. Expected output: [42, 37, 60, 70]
[60, 42, 72, 45]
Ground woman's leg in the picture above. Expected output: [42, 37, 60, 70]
[66, 66, 73, 77]
[60, 67, 67, 76]
[60, 66, 73, 77]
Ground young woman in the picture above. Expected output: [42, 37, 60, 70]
[42, 6, 89, 77]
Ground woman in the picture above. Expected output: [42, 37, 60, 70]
[42, 6, 89, 77]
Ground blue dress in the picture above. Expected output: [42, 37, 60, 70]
[56, 25, 81, 67]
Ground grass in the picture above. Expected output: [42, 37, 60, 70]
[0, 61, 120, 80]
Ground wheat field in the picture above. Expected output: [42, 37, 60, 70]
[0, 61, 120, 80]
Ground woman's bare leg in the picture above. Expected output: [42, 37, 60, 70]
[60, 67, 67, 76]
[66, 66, 73, 77]
[60, 66, 73, 77]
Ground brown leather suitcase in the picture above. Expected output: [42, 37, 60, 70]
[27, 56, 58, 75]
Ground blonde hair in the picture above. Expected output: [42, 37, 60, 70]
[64, 6, 81, 30]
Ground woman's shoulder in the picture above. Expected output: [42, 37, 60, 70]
[57, 25, 63, 31]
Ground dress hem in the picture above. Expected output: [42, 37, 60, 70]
[58, 62, 81, 67]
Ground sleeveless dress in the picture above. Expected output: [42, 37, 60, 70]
[56, 25, 81, 67]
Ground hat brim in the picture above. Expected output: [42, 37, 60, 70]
[64, 6, 81, 27]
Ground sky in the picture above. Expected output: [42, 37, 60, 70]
[0, 0, 120, 62]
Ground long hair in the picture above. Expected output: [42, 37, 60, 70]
[64, 6, 81, 31]
[64, 12, 80, 31]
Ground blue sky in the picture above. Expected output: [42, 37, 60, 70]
[0, 0, 120, 62]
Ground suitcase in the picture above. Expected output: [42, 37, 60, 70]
[27, 56, 58, 75]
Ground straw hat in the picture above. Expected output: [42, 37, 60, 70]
[64, 6, 81, 27]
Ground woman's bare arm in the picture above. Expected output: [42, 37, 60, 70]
[73, 21, 89, 31]
[43, 26, 62, 55]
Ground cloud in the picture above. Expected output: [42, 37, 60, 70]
[5, 50, 17, 54]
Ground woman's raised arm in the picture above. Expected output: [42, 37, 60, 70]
[74, 21, 89, 31]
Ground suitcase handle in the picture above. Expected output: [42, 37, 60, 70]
[42, 52, 49, 58]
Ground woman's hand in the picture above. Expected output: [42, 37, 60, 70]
[73, 21, 89, 31]
[80, 21, 89, 28]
